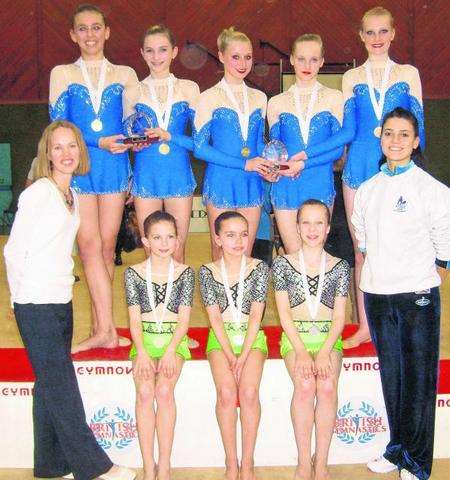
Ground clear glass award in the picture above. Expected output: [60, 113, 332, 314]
[262, 140, 289, 171]
[122, 112, 158, 146]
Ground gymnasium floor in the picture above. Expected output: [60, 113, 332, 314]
[0, 233, 449, 479]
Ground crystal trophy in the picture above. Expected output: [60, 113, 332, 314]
[122, 112, 158, 146]
[262, 140, 289, 171]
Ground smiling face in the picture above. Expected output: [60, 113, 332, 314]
[290, 40, 324, 84]
[48, 127, 81, 180]
[381, 117, 419, 166]
[215, 217, 249, 256]
[297, 204, 330, 248]
[360, 14, 395, 57]
[142, 220, 178, 258]
[219, 40, 253, 83]
[70, 10, 110, 60]
[141, 33, 178, 78]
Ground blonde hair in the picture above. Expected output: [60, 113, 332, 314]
[217, 27, 251, 53]
[35, 120, 90, 179]
[291, 33, 324, 57]
[361, 6, 394, 30]
[142, 24, 176, 47]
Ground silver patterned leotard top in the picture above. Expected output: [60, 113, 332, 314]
[272, 253, 350, 321]
[125, 265, 194, 333]
[199, 258, 269, 323]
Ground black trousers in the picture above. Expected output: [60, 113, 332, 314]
[15, 302, 113, 480]
[365, 288, 440, 480]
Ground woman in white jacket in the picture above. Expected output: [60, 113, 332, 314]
[352, 107, 449, 480]
[4, 121, 135, 480]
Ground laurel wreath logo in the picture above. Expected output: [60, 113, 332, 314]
[90, 406, 136, 450]
[336, 401, 379, 445]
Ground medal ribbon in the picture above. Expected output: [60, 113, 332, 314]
[298, 250, 326, 320]
[220, 78, 250, 143]
[145, 257, 174, 333]
[76, 57, 108, 117]
[293, 82, 320, 147]
[221, 255, 246, 325]
[364, 59, 393, 121]
[144, 74, 174, 131]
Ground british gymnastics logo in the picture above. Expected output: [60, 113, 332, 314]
[334, 400, 388, 445]
[89, 406, 137, 450]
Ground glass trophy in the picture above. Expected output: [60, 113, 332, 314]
[262, 140, 289, 171]
[122, 112, 158, 146]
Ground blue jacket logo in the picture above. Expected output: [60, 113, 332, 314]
[394, 196, 407, 212]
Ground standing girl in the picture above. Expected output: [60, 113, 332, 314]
[272, 200, 350, 480]
[49, 4, 139, 352]
[199, 212, 269, 480]
[193, 27, 273, 260]
[4, 121, 135, 480]
[353, 108, 448, 480]
[294, 7, 425, 348]
[268, 34, 344, 253]
[126, 211, 194, 480]
[123, 25, 200, 262]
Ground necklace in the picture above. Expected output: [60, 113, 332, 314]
[51, 178, 74, 208]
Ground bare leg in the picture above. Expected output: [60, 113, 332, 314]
[133, 362, 157, 480]
[206, 204, 228, 261]
[155, 356, 184, 480]
[237, 206, 262, 257]
[209, 350, 239, 480]
[238, 350, 265, 480]
[313, 351, 342, 480]
[342, 184, 371, 348]
[73, 195, 119, 352]
[285, 351, 316, 480]
[164, 196, 193, 263]
[134, 197, 164, 238]
[274, 209, 300, 254]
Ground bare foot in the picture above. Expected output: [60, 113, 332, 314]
[224, 464, 239, 480]
[142, 463, 157, 480]
[314, 467, 331, 480]
[71, 332, 122, 354]
[294, 465, 313, 480]
[239, 462, 256, 480]
[156, 465, 171, 480]
[343, 327, 371, 349]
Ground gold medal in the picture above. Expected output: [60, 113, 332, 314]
[373, 126, 382, 138]
[241, 146, 250, 157]
[159, 143, 170, 155]
[91, 118, 103, 132]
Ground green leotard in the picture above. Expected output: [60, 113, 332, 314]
[125, 265, 194, 361]
[199, 259, 269, 357]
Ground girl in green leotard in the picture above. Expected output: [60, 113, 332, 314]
[272, 199, 350, 480]
[199, 211, 269, 480]
[125, 211, 194, 480]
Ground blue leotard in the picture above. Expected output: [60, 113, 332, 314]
[304, 60, 425, 189]
[193, 80, 267, 208]
[49, 59, 138, 194]
[124, 76, 199, 198]
[268, 83, 344, 209]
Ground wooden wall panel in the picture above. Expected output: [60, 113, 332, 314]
[0, 0, 39, 100]
[0, 0, 448, 101]
[413, 0, 450, 98]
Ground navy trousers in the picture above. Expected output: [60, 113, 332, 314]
[365, 288, 440, 480]
[15, 302, 113, 480]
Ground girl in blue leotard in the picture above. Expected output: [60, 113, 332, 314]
[123, 25, 200, 262]
[193, 27, 273, 260]
[267, 34, 344, 253]
[49, 4, 138, 352]
[293, 7, 425, 348]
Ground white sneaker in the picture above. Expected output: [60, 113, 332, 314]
[367, 455, 397, 473]
[62, 475, 74, 479]
[400, 469, 419, 480]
